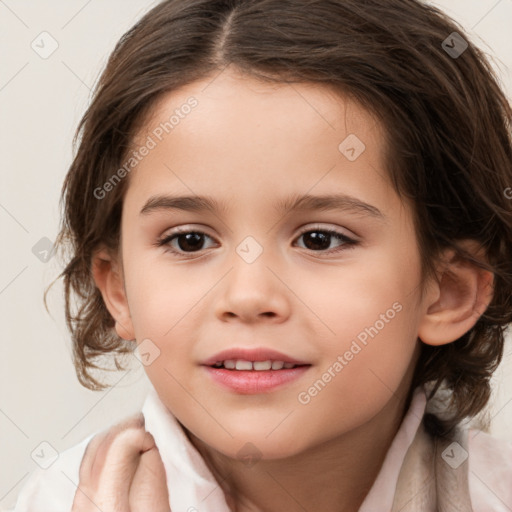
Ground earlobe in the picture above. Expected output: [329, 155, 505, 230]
[91, 248, 135, 341]
[418, 244, 494, 346]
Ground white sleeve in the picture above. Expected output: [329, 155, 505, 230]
[10, 433, 94, 512]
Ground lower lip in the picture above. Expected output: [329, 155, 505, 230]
[202, 365, 311, 394]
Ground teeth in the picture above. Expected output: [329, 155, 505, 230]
[213, 359, 298, 370]
[235, 360, 253, 370]
[253, 360, 272, 370]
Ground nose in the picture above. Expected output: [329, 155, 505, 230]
[214, 248, 291, 324]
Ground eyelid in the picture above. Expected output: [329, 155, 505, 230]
[295, 223, 358, 240]
[158, 223, 357, 243]
[156, 222, 359, 258]
[158, 224, 216, 240]
[155, 225, 218, 251]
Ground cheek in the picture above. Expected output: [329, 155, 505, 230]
[123, 252, 202, 337]
[296, 247, 420, 347]
[124, 260, 210, 389]
[294, 246, 422, 399]
[294, 303, 420, 447]
[352, 301, 419, 383]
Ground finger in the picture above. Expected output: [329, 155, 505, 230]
[89, 413, 150, 486]
[95, 427, 154, 488]
[77, 431, 153, 512]
[72, 431, 117, 512]
[73, 429, 152, 512]
[129, 446, 171, 512]
[72, 414, 154, 511]
[77, 413, 147, 490]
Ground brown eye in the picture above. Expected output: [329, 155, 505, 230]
[157, 230, 216, 255]
[300, 231, 332, 251]
[173, 232, 206, 252]
[155, 225, 358, 259]
[295, 228, 357, 253]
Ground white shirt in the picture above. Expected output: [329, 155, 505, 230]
[9, 384, 512, 511]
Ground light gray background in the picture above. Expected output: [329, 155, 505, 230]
[1, 0, 511, 508]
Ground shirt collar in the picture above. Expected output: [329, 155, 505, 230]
[358, 385, 428, 511]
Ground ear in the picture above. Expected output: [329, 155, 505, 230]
[91, 247, 135, 341]
[418, 241, 494, 346]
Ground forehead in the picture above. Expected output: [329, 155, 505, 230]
[124, 68, 397, 215]
[137, 68, 383, 149]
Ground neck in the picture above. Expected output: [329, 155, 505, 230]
[185, 389, 412, 512]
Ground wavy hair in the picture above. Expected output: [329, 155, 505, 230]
[46, 0, 512, 437]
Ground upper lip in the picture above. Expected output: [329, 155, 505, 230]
[202, 347, 311, 366]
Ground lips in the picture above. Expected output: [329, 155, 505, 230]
[204, 364, 311, 393]
[201, 348, 311, 393]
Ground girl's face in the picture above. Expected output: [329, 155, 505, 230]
[116, 68, 426, 459]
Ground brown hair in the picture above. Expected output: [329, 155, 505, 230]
[47, 0, 512, 437]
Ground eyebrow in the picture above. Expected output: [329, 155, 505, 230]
[139, 193, 386, 221]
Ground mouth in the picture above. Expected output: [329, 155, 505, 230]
[208, 359, 309, 371]
[201, 350, 312, 393]
[201, 347, 310, 369]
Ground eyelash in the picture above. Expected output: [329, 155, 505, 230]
[155, 225, 358, 258]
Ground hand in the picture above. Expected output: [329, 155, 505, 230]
[71, 413, 171, 512]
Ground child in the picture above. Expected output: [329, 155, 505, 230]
[11, 0, 512, 510]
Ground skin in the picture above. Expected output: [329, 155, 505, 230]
[90, 66, 494, 511]
[71, 414, 170, 511]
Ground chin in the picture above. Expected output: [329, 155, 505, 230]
[204, 432, 310, 463]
